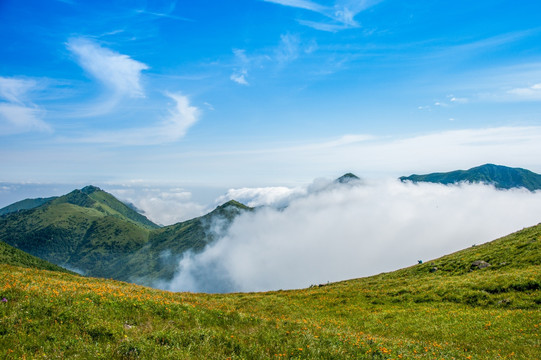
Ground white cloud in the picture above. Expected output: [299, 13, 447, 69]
[67, 37, 149, 98]
[76, 92, 200, 145]
[160, 92, 200, 139]
[216, 186, 307, 208]
[165, 180, 541, 293]
[448, 95, 468, 103]
[0, 77, 51, 135]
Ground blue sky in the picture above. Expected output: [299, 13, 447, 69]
[2, 0, 541, 205]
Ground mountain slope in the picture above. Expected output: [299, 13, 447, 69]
[0, 200, 152, 277]
[0, 187, 251, 285]
[0, 222, 538, 359]
[399, 163, 541, 190]
[118, 200, 253, 284]
[0, 196, 57, 216]
[0, 240, 76, 274]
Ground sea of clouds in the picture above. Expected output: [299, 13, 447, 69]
[155, 178, 541, 293]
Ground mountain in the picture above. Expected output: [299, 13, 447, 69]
[120, 200, 252, 284]
[0, 186, 251, 286]
[335, 172, 361, 184]
[53, 185, 160, 230]
[0, 221, 538, 359]
[0, 196, 57, 216]
[0, 240, 75, 274]
[399, 163, 541, 191]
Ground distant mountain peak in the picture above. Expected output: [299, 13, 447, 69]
[400, 164, 541, 191]
[218, 199, 251, 210]
[336, 173, 361, 184]
[81, 185, 101, 194]
[204, 200, 252, 222]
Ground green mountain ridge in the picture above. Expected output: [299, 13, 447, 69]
[400, 163, 541, 191]
[0, 187, 251, 286]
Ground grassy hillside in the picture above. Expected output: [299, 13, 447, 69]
[0, 201, 152, 277]
[400, 163, 541, 191]
[0, 222, 539, 359]
[0, 241, 75, 274]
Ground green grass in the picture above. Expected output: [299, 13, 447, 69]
[0, 223, 539, 359]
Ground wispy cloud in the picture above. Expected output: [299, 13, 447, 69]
[263, 0, 326, 12]
[229, 34, 316, 85]
[263, 0, 382, 31]
[67, 37, 149, 98]
[507, 83, 541, 100]
[132, 0, 193, 22]
[448, 95, 469, 104]
[0, 104, 51, 135]
[75, 92, 200, 145]
[297, 19, 350, 32]
[0, 77, 51, 135]
[275, 33, 301, 63]
[230, 49, 250, 85]
[0, 77, 36, 104]
[230, 70, 249, 85]
[134, 9, 192, 22]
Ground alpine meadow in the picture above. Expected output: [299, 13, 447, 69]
[2, 0, 541, 359]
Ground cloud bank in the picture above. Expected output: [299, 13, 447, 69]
[164, 180, 541, 293]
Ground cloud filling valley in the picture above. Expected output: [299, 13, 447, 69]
[160, 179, 541, 293]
